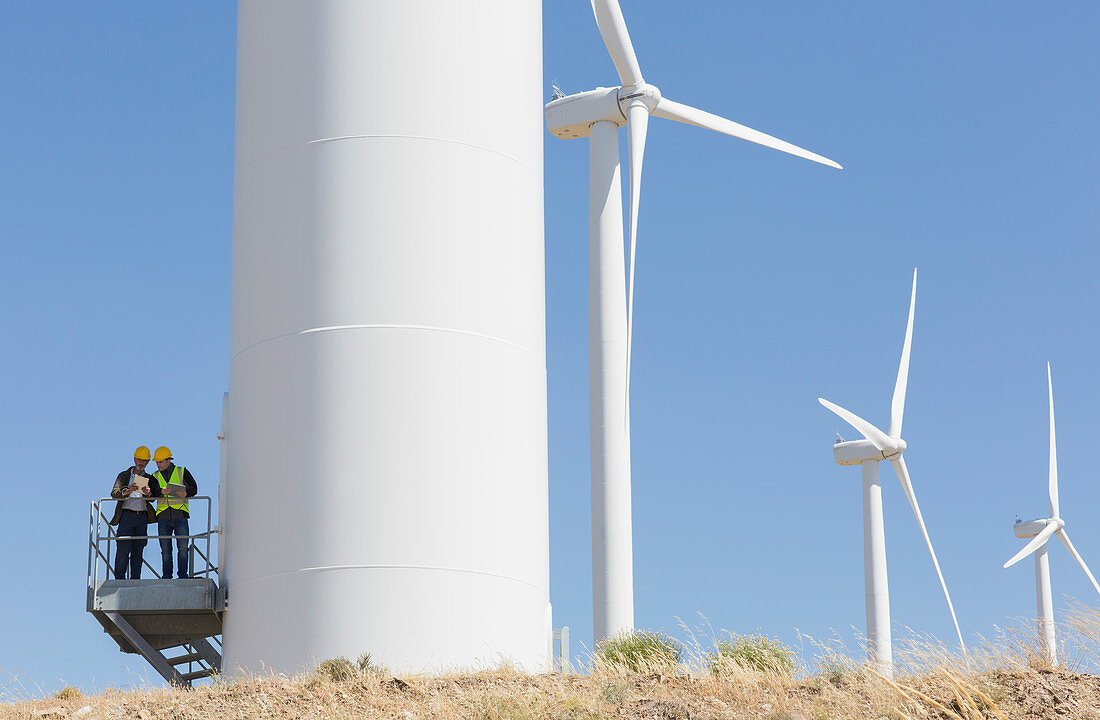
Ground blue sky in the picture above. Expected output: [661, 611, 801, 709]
[1, 1, 1098, 693]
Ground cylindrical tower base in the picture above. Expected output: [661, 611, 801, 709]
[223, 0, 548, 675]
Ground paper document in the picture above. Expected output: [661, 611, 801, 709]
[129, 474, 149, 498]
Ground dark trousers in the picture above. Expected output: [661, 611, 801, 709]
[114, 510, 149, 579]
[158, 516, 190, 579]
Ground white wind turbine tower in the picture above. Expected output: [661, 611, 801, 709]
[546, 0, 841, 642]
[224, 1, 550, 673]
[818, 270, 964, 678]
[1003, 363, 1100, 666]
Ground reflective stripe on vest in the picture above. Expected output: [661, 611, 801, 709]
[155, 466, 189, 515]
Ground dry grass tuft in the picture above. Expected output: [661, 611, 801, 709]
[52, 686, 82, 701]
[707, 635, 796, 677]
[591, 630, 683, 674]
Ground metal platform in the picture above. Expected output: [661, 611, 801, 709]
[90, 579, 223, 650]
[87, 497, 224, 687]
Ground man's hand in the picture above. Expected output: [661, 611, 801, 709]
[174, 489, 187, 499]
[141, 486, 151, 496]
[128, 483, 139, 493]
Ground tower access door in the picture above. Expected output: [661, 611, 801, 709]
[87, 497, 224, 687]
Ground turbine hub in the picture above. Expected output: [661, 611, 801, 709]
[877, 437, 906, 461]
[618, 83, 661, 114]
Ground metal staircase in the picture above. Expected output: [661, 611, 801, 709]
[88, 497, 224, 687]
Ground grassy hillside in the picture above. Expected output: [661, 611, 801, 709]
[5, 666, 1100, 720]
[6, 606, 1100, 720]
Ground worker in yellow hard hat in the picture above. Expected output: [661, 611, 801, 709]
[108, 446, 156, 579]
[148, 446, 198, 579]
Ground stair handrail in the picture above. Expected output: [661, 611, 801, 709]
[88, 496, 216, 589]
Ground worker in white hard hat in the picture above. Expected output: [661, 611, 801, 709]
[108, 446, 156, 579]
[149, 446, 198, 579]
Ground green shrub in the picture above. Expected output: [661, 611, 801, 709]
[357, 652, 386, 675]
[316, 656, 358, 682]
[708, 635, 796, 676]
[593, 630, 683, 673]
[53, 686, 81, 700]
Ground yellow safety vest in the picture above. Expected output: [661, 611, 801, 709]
[155, 466, 189, 515]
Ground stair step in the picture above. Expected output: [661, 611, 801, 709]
[166, 652, 204, 665]
[181, 669, 215, 682]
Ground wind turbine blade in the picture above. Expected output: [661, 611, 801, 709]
[1002, 521, 1059, 569]
[890, 456, 966, 652]
[590, 0, 644, 87]
[1056, 529, 1100, 597]
[889, 270, 917, 438]
[818, 398, 892, 452]
[651, 97, 842, 169]
[624, 103, 648, 418]
[1048, 363, 1059, 519]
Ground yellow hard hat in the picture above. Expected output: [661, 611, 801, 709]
[153, 446, 173, 462]
[134, 446, 151, 461]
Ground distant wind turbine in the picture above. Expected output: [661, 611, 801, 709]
[819, 270, 964, 678]
[546, 0, 841, 643]
[1004, 363, 1100, 666]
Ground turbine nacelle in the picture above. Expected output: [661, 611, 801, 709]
[1013, 517, 1063, 540]
[819, 396, 907, 460]
[546, 88, 625, 139]
[542, 83, 666, 139]
[832, 437, 906, 466]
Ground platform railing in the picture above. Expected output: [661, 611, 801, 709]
[87, 496, 217, 594]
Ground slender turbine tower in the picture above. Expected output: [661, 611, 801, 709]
[223, 1, 550, 673]
[1003, 363, 1100, 666]
[819, 270, 964, 678]
[546, 0, 840, 642]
